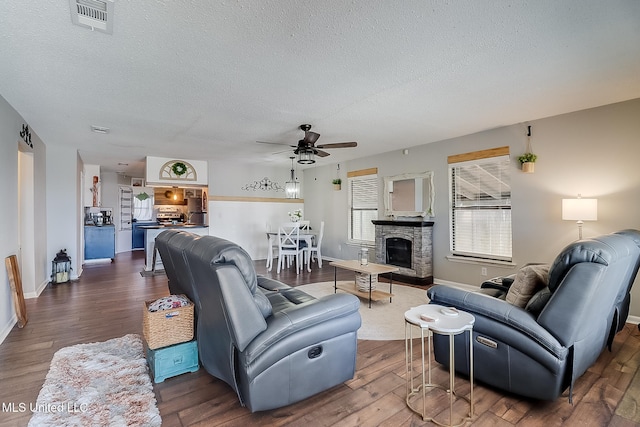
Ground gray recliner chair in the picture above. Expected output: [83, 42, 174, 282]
[612, 229, 640, 335]
[154, 229, 202, 307]
[176, 234, 361, 412]
[427, 231, 640, 401]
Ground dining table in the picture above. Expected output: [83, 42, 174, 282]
[266, 230, 316, 272]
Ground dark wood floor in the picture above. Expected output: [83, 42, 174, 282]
[1, 250, 639, 426]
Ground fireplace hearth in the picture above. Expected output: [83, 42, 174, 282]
[373, 220, 433, 285]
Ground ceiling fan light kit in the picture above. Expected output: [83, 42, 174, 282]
[257, 124, 357, 164]
[297, 148, 315, 164]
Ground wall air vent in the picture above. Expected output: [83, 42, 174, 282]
[69, 0, 114, 34]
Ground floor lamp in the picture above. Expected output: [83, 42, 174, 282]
[562, 195, 598, 240]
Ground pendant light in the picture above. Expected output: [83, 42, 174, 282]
[285, 157, 300, 199]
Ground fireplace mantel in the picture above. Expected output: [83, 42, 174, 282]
[372, 220, 434, 227]
[373, 220, 433, 285]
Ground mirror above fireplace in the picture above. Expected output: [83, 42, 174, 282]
[383, 171, 434, 218]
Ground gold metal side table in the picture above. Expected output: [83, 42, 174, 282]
[404, 304, 475, 427]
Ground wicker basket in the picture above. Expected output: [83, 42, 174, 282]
[355, 272, 378, 292]
[143, 295, 194, 350]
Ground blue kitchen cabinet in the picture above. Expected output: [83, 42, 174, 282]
[85, 225, 115, 260]
[132, 222, 156, 250]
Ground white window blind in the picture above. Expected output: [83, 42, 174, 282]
[449, 148, 512, 261]
[348, 169, 378, 244]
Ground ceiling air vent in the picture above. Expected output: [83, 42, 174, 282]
[69, 0, 114, 34]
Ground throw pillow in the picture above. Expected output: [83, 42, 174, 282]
[505, 264, 550, 308]
[525, 287, 552, 316]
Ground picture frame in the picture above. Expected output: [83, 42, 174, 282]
[131, 178, 145, 187]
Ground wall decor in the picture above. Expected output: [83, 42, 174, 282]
[159, 160, 197, 181]
[19, 124, 33, 148]
[242, 177, 284, 192]
[383, 171, 434, 217]
[146, 156, 208, 186]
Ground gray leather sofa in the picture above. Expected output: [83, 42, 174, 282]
[156, 231, 362, 412]
[427, 231, 640, 401]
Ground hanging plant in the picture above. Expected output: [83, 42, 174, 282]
[171, 161, 187, 176]
[519, 126, 537, 173]
[517, 152, 537, 163]
[333, 164, 342, 190]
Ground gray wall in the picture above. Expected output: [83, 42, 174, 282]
[303, 98, 640, 316]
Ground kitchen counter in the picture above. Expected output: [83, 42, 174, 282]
[143, 225, 209, 272]
[139, 224, 208, 230]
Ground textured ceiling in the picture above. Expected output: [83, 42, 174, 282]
[1, 1, 639, 176]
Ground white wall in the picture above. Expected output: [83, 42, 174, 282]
[303, 98, 640, 316]
[209, 200, 304, 259]
[46, 145, 82, 281]
[207, 160, 306, 258]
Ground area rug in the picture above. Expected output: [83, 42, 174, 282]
[296, 281, 430, 341]
[29, 334, 161, 427]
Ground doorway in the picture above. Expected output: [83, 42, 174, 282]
[18, 149, 36, 296]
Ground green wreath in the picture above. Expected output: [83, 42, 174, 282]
[172, 162, 187, 176]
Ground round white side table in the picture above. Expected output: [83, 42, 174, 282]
[404, 304, 475, 427]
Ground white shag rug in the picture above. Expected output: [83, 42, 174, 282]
[29, 334, 161, 427]
[296, 281, 430, 341]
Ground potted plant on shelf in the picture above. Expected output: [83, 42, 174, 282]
[332, 178, 342, 190]
[518, 152, 537, 173]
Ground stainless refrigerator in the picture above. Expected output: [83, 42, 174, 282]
[187, 197, 207, 225]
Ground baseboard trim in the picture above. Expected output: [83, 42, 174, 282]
[432, 278, 478, 292]
[24, 279, 50, 299]
[0, 314, 17, 346]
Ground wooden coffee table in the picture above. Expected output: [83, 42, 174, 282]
[330, 260, 399, 308]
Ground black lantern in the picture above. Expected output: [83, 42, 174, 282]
[51, 249, 72, 284]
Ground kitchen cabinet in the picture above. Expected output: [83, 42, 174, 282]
[132, 222, 156, 250]
[85, 225, 115, 260]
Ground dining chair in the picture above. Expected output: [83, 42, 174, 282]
[277, 222, 305, 274]
[304, 221, 324, 272]
[265, 224, 279, 271]
[299, 220, 310, 231]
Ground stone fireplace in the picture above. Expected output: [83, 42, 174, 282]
[372, 220, 434, 285]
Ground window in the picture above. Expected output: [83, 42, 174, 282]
[449, 147, 512, 261]
[133, 190, 154, 221]
[348, 168, 378, 244]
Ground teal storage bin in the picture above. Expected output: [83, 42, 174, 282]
[147, 340, 199, 383]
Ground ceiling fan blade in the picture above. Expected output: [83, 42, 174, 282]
[256, 140, 296, 147]
[316, 142, 357, 149]
[304, 131, 320, 145]
[315, 149, 331, 157]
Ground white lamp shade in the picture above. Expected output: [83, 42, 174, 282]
[562, 198, 598, 221]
